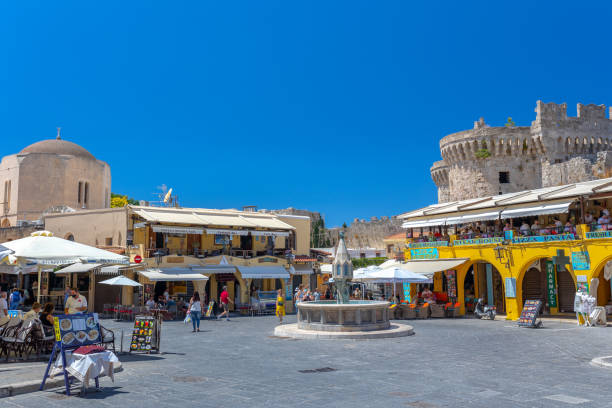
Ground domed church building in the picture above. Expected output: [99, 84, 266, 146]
[0, 130, 111, 228]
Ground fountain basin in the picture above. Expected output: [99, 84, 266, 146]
[297, 300, 391, 332]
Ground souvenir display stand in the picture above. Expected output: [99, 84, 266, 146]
[40, 313, 107, 395]
[130, 314, 161, 353]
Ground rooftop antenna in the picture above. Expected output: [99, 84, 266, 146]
[56, 127, 61, 140]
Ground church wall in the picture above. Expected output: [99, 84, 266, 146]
[44, 207, 128, 247]
[0, 154, 20, 226]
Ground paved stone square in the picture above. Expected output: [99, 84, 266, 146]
[3, 315, 612, 407]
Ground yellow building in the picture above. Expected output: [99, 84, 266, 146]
[399, 177, 612, 320]
[44, 205, 311, 313]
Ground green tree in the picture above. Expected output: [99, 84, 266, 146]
[110, 192, 139, 207]
[505, 117, 516, 127]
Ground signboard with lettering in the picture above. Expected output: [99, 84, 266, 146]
[518, 299, 543, 328]
[454, 237, 503, 246]
[545, 261, 557, 308]
[571, 251, 590, 270]
[130, 315, 157, 352]
[576, 275, 589, 292]
[504, 230, 514, 241]
[402, 282, 411, 303]
[585, 231, 612, 239]
[408, 241, 448, 249]
[54, 313, 101, 347]
[511, 234, 575, 244]
[410, 248, 439, 259]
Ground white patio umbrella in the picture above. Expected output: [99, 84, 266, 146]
[1, 231, 129, 301]
[99, 276, 142, 287]
[0, 244, 12, 262]
[363, 267, 432, 299]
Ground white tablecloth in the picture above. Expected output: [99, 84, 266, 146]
[50, 350, 121, 387]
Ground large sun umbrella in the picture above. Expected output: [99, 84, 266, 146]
[0, 244, 12, 262]
[1, 231, 129, 301]
[99, 276, 142, 287]
[363, 267, 432, 299]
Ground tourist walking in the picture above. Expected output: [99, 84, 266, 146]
[189, 291, 203, 332]
[275, 289, 285, 324]
[217, 286, 233, 321]
[9, 288, 21, 310]
[0, 292, 8, 319]
[64, 287, 87, 314]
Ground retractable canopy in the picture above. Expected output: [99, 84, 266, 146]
[236, 266, 289, 279]
[500, 201, 573, 219]
[289, 265, 314, 275]
[55, 263, 101, 274]
[139, 268, 209, 282]
[395, 258, 470, 277]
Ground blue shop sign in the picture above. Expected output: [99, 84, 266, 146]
[408, 241, 448, 249]
[511, 234, 575, 244]
[410, 248, 439, 259]
[571, 251, 590, 271]
[454, 237, 503, 246]
[585, 231, 612, 239]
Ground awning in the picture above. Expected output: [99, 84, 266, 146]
[249, 230, 290, 237]
[500, 201, 573, 219]
[139, 268, 209, 282]
[397, 258, 469, 278]
[206, 228, 249, 236]
[98, 264, 143, 275]
[401, 218, 447, 229]
[152, 225, 204, 235]
[290, 265, 314, 275]
[55, 263, 101, 274]
[236, 266, 289, 279]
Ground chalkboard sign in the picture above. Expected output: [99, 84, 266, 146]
[53, 313, 101, 347]
[518, 300, 543, 328]
[130, 316, 157, 352]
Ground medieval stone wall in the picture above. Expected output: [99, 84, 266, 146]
[432, 101, 612, 202]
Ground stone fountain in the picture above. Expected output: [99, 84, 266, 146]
[274, 233, 413, 339]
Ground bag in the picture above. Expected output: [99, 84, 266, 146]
[184, 311, 192, 324]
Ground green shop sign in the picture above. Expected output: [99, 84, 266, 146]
[545, 261, 557, 308]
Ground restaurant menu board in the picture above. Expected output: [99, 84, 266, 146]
[53, 313, 101, 347]
[130, 316, 156, 352]
[518, 300, 543, 328]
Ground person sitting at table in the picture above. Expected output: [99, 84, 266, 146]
[145, 297, 155, 310]
[421, 287, 435, 303]
[40, 303, 55, 336]
[64, 288, 87, 315]
[24, 302, 42, 320]
[520, 222, 530, 236]
[530, 220, 541, 235]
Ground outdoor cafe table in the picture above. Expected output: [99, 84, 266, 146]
[49, 349, 120, 392]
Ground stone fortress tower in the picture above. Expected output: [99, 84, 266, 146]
[431, 101, 612, 203]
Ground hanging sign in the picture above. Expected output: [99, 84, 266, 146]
[571, 252, 590, 270]
[410, 248, 439, 259]
[545, 261, 557, 308]
[505, 277, 516, 298]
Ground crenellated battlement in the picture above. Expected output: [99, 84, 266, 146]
[431, 100, 612, 203]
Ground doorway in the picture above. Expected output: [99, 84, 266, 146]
[240, 235, 253, 251]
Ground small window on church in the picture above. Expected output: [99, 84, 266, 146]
[84, 182, 89, 206]
[499, 172, 509, 184]
[78, 182, 83, 204]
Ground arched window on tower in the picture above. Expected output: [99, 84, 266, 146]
[3, 180, 11, 213]
[78, 182, 83, 204]
[84, 182, 89, 207]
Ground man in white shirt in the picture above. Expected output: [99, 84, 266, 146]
[64, 288, 88, 314]
[145, 297, 155, 310]
[0, 292, 8, 318]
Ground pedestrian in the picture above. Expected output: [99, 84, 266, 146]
[189, 291, 203, 332]
[275, 289, 285, 324]
[313, 289, 321, 302]
[217, 286, 233, 321]
[0, 291, 8, 319]
[9, 287, 21, 310]
[64, 287, 87, 315]
[324, 287, 331, 300]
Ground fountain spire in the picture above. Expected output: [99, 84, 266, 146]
[332, 232, 352, 303]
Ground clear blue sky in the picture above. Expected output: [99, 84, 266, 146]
[1, 2, 611, 226]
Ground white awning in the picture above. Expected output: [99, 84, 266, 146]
[249, 230, 290, 237]
[152, 225, 204, 235]
[139, 268, 209, 282]
[397, 258, 469, 278]
[290, 265, 313, 275]
[500, 201, 573, 219]
[205, 228, 249, 236]
[98, 264, 143, 275]
[55, 263, 101, 274]
[401, 218, 447, 229]
[236, 266, 289, 279]
[320, 264, 332, 273]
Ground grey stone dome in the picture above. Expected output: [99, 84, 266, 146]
[20, 138, 96, 160]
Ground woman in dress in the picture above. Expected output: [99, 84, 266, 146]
[275, 289, 285, 324]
